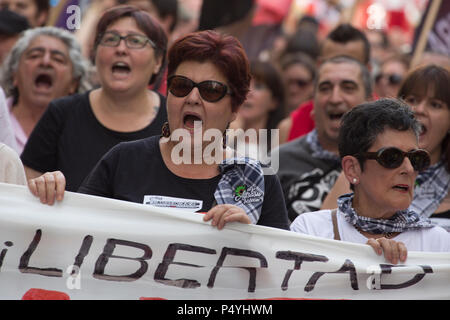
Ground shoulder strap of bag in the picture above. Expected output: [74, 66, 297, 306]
[331, 209, 341, 241]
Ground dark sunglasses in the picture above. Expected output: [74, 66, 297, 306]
[358, 147, 430, 172]
[375, 73, 403, 85]
[167, 75, 232, 102]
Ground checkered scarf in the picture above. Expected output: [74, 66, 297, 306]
[337, 193, 434, 234]
[214, 157, 265, 224]
[305, 129, 341, 163]
[411, 160, 450, 218]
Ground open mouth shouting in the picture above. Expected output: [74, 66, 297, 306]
[183, 112, 203, 130]
[328, 111, 345, 121]
[418, 122, 428, 137]
[326, 110, 347, 132]
[34, 72, 54, 92]
[111, 61, 131, 77]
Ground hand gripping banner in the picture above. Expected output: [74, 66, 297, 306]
[0, 183, 449, 300]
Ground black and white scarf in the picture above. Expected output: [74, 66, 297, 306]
[337, 193, 434, 234]
[214, 157, 265, 224]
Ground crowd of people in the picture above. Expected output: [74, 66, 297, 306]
[0, 0, 449, 271]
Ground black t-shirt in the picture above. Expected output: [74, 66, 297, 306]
[21, 91, 167, 191]
[78, 135, 290, 230]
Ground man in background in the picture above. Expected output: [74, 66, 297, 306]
[278, 23, 372, 144]
[273, 55, 372, 222]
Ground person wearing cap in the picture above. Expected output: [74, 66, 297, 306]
[197, 0, 255, 41]
[0, 0, 49, 27]
[0, 9, 29, 64]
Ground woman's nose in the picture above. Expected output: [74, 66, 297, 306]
[401, 156, 416, 175]
[185, 86, 202, 104]
[413, 100, 427, 115]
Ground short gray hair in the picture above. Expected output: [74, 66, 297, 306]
[0, 26, 92, 100]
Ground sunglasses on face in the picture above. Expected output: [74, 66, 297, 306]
[358, 147, 430, 172]
[99, 31, 156, 49]
[375, 73, 403, 85]
[167, 75, 232, 102]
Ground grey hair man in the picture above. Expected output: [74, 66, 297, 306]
[0, 26, 92, 153]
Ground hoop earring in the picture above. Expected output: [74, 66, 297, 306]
[161, 122, 171, 138]
[223, 132, 227, 149]
[223, 123, 230, 149]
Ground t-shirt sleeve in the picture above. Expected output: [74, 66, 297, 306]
[289, 210, 334, 239]
[426, 226, 450, 252]
[289, 214, 309, 234]
[20, 100, 64, 173]
[0, 143, 26, 185]
[0, 91, 17, 151]
[257, 173, 290, 230]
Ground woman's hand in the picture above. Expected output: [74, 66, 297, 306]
[203, 204, 251, 230]
[366, 237, 408, 265]
[28, 171, 66, 205]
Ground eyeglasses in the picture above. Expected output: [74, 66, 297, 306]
[375, 73, 403, 85]
[99, 32, 156, 49]
[358, 147, 430, 172]
[167, 75, 232, 102]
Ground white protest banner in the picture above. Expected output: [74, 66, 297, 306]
[0, 183, 449, 300]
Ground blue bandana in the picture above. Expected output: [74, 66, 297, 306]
[214, 157, 265, 224]
[337, 193, 434, 234]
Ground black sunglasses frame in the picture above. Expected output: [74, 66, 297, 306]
[167, 75, 232, 102]
[375, 73, 403, 85]
[358, 147, 430, 172]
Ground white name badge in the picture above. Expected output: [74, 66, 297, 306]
[143, 195, 203, 212]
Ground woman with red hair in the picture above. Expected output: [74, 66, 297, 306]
[28, 30, 290, 231]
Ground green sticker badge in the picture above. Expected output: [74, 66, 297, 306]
[235, 185, 246, 197]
